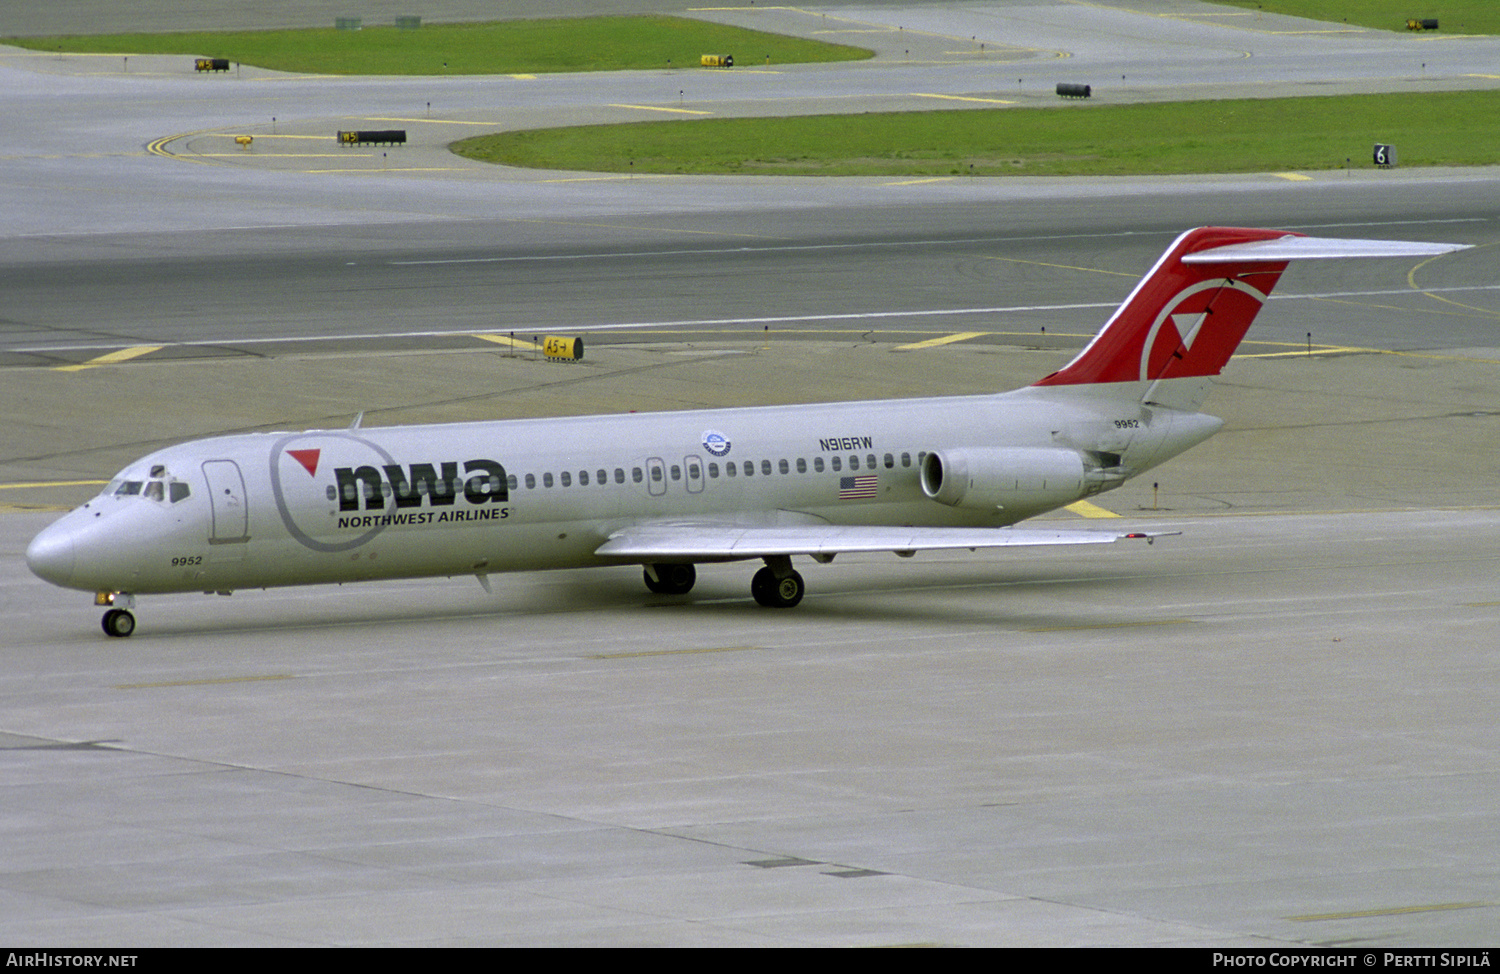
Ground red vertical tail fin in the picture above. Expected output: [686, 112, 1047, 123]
[1030, 226, 1467, 410]
[1033, 227, 1296, 391]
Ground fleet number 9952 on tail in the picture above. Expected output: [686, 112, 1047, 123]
[25, 227, 1469, 637]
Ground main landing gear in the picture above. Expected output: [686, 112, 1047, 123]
[751, 565, 804, 608]
[643, 562, 696, 595]
[642, 557, 805, 608]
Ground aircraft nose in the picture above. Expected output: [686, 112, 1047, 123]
[26, 524, 76, 587]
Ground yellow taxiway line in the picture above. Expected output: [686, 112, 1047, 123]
[53, 345, 162, 372]
[609, 104, 714, 115]
[1065, 500, 1121, 518]
[894, 331, 989, 350]
[475, 334, 542, 351]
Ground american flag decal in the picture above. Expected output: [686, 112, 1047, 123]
[838, 474, 878, 500]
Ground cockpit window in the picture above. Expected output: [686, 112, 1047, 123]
[106, 476, 190, 503]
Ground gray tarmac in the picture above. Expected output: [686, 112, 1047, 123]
[2, 0, 1499, 948]
[4, 497, 1499, 946]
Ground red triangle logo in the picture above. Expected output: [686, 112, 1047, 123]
[288, 449, 321, 477]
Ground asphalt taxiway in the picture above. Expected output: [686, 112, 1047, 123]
[3, 0, 1499, 948]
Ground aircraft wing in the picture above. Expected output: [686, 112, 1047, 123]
[594, 520, 1173, 560]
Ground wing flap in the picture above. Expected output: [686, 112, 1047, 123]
[595, 522, 1172, 560]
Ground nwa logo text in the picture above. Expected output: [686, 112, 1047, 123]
[335, 459, 509, 512]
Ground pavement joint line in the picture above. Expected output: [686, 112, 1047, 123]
[977, 254, 1139, 277]
[1024, 619, 1194, 632]
[590, 646, 757, 659]
[115, 675, 296, 690]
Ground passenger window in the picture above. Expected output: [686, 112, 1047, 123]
[579, 470, 589, 486]
[743, 461, 754, 477]
[597, 469, 607, 485]
[708, 463, 719, 478]
[614, 468, 625, 484]
[849, 455, 860, 471]
[526, 473, 536, 489]
[633, 467, 643, 483]
[650, 466, 662, 482]
[726, 462, 737, 477]
[761, 460, 772, 476]
[867, 454, 877, 469]
[796, 458, 807, 473]
[814, 457, 824, 473]
[670, 465, 681, 481]
[778, 459, 789, 474]
[543, 473, 554, 488]
[561, 471, 572, 487]
[901, 452, 911, 467]
[507, 474, 518, 491]
[830, 457, 842, 472]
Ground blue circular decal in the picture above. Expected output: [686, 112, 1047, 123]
[702, 430, 731, 457]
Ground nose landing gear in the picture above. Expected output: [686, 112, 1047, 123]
[102, 608, 136, 638]
[96, 591, 137, 638]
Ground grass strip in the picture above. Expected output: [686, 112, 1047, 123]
[1, 16, 871, 75]
[452, 89, 1500, 176]
[1212, 1, 1500, 35]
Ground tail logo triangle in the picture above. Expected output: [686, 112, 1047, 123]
[288, 449, 321, 477]
[1170, 312, 1207, 349]
[1139, 279, 1268, 382]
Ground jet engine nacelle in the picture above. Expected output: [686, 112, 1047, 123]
[920, 447, 1086, 511]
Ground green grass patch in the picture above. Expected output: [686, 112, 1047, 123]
[1212, 0, 1499, 35]
[1, 16, 871, 75]
[451, 89, 1500, 177]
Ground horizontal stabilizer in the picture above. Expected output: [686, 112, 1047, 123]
[1183, 235, 1469, 263]
[596, 521, 1174, 560]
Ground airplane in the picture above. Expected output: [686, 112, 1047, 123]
[25, 226, 1468, 637]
